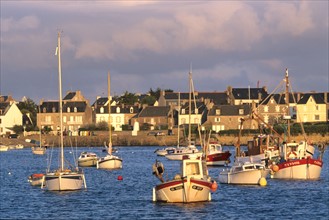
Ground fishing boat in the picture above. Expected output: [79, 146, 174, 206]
[41, 32, 87, 191]
[152, 154, 217, 203]
[97, 72, 123, 170]
[218, 161, 268, 185]
[267, 69, 325, 180]
[78, 151, 98, 167]
[165, 73, 202, 161]
[28, 173, 44, 186]
[205, 141, 231, 166]
[154, 147, 176, 156]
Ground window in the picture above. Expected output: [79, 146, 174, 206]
[74, 107, 77, 112]
[45, 116, 51, 123]
[76, 116, 82, 123]
[215, 117, 220, 122]
[275, 106, 280, 112]
[216, 109, 220, 115]
[116, 107, 120, 113]
[195, 108, 198, 114]
[52, 107, 56, 113]
[116, 116, 121, 123]
[63, 116, 67, 123]
[181, 109, 185, 114]
[239, 109, 244, 115]
[264, 106, 269, 112]
[186, 162, 200, 176]
[314, 115, 320, 120]
[70, 116, 74, 122]
[315, 105, 319, 111]
[67, 107, 71, 113]
[130, 107, 134, 113]
[100, 107, 104, 113]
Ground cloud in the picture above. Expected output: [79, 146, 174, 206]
[2, 15, 40, 32]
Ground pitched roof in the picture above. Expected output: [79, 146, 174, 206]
[208, 105, 251, 116]
[0, 102, 10, 115]
[298, 93, 326, 104]
[138, 106, 170, 117]
[262, 93, 299, 105]
[232, 88, 268, 100]
[39, 101, 88, 113]
[63, 92, 76, 100]
[164, 92, 228, 105]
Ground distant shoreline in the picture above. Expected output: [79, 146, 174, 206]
[1, 131, 328, 147]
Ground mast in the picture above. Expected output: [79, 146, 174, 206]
[57, 32, 64, 170]
[188, 70, 192, 146]
[285, 68, 291, 143]
[177, 92, 180, 147]
[108, 71, 112, 153]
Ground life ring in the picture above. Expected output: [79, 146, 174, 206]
[287, 151, 297, 159]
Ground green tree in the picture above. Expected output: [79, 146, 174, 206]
[118, 91, 138, 105]
[17, 97, 38, 130]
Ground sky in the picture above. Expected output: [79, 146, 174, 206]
[1, 1, 328, 104]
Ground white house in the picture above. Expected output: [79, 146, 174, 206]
[0, 101, 23, 135]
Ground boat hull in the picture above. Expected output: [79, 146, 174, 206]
[206, 151, 231, 166]
[98, 157, 122, 169]
[43, 172, 85, 191]
[219, 169, 267, 185]
[153, 178, 212, 203]
[32, 147, 46, 155]
[165, 152, 203, 161]
[78, 158, 98, 167]
[271, 158, 322, 180]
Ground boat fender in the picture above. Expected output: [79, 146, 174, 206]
[210, 180, 218, 192]
[287, 151, 297, 159]
[271, 164, 279, 172]
[152, 161, 164, 177]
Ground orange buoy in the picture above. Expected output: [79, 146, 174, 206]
[271, 165, 279, 172]
[210, 181, 218, 192]
[117, 175, 123, 181]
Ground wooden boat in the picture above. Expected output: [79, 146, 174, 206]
[97, 72, 123, 170]
[78, 151, 98, 167]
[218, 162, 268, 185]
[42, 32, 87, 191]
[152, 154, 217, 203]
[28, 173, 44, 186]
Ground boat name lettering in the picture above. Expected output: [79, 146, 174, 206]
[192, 185, 203, 191]
[284, 161, 300, 167]
[170, 186, 183, 191]
[314, 160, 322, 166]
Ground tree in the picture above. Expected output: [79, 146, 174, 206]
[17, 97, 38, 130]
[118, 91, 138, 105]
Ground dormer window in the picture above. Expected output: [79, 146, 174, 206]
[195, 108, 198, 114]
[130, 107, 133, 113]
[100, 107, 104, 114]
[216, 109, 220, 115]
[181, 109, 185, 114]
[43, 107, 46, 113]
[74, 107, 77, 112]
[67, 107, 71, 113]
[52, 107, 56, 113]
[239, 109, 244, 115]
[116, 107, 120, 113]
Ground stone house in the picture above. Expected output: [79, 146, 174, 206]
[37, 91, 92, 135]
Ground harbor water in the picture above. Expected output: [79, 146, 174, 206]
[1, 146, 328, 219]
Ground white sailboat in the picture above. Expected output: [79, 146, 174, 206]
[97, 72, 123, 170]
[165, 72, 202, 161]
[42, 32, 87, 191]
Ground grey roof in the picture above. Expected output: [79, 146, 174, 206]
[298, 93, 326, 104]
[138, 106, 171, 117]
[262, 93, 299, 105]
[63, 92, 76, 100]
[164, 92, 228, 105]
[0, 103, 10, 115]
[181, 101, 206, 114]
[95, 105, 140, 114]
[232, 88, 268, 100]
[39, 101, 87, 113]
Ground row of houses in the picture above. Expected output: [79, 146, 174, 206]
[1, 88, 328, 136]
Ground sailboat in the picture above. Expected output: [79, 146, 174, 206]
[269, 69, 325, 179]
[30, 115, 47, 155]
[41, 32, 87, 191]
[165, 72, 202, 161]
[97, 72, 123, 170]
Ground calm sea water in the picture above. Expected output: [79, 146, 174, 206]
[1, 145, 328, 220]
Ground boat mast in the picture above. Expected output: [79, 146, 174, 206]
[177, 92, 180, 147]
[188, 70, 192, 146]
[285, 68, 291, 143]
[57, 32, 64, 170]
[108, 71, 112, 147]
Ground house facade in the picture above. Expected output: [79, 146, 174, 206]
[296, 93, 328, 123]
[37, 91, 92, 135]
[131, 106, 172, 130]
[0, 96, 23, 135]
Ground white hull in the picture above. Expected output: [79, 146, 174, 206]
[153, 177, 212, 203]
[218, 162, 269, 185]
[32, 147, 46, 155]
[0, 145, 9, 151]
[97, 155, 122, 169]
[165, 152, 203, 161]
[43, 171, 86, 191]
[271, 158, 322, 179]
[78, 158, 98, 167]
[155, 147, 176, 156]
